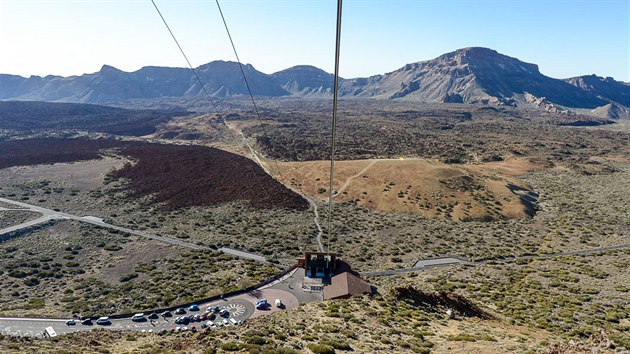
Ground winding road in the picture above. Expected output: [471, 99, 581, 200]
[0, 197, 268, 263]
[225, 121, 325, 252]
[361, 244, 630, 277]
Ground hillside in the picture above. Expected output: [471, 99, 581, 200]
[0, 138, 308, 211]
[1, 48, 628, 118]
[338, 47, 607, 110]
[0, 61, 287, 104]
[565, 74, 630, 107]
[271, 65, 341, 97]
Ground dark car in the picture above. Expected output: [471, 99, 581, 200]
[148, 312, 159, 319]
[161, 310, 172, 317]
[188, 304, 199, 312]
[81, 318, 93, 325]
[175, 316, 190, 325]
[174, 308, 186, 315]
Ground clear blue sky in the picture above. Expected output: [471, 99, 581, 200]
[1, 0, 628, 81]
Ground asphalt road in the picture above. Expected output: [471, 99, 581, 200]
[0, 268, 311, 337]
[362, 244, 630, 277]
[0, 298, 255, 337]
[0, 197, 268, 263]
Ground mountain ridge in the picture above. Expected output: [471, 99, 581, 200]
[0, 47, 627, 118]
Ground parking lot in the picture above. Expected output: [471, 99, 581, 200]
[0, 268, 316, 337]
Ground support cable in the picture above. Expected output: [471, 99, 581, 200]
[150, 0, 217, 111]
[150, 0, 274, 201]
[327, 0, 343, 254]
[215, 0, 283, 179]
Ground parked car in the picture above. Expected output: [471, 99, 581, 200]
[131, 313, 146, 322]
[188, 304, 199, 311]
[208, 313, 216, 321]
[148, 312, 159, 319]
[192, 314, 201, 321]
[222, 319, 229, 326]
[219, 309, 229, 318]
[161, 310, 172, 317]
[65, 319, 76, 326]
[255, 299, 268, 310]
[174, 308, 186, 315]
[96, 317, 110, 325]
[275, 299, 283, 308]
[209, 306, 219, 313]
[229, 318, 238, 325]
[81, 318, 92, 325]
[175, 316, 189, 325]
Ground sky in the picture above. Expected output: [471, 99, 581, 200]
[0, 0, 628, 81]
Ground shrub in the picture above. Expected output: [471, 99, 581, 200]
[23, 277, 40, 286]
[307, 343, 336, 354]
[119, 273, 139, 282]
[448, 333, 477, 342]
[245, 335, 269, 345]
[220, 342, 241, 351]
[104, 244, 122, 251]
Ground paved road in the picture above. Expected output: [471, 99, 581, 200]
[361, 257, 468, 277]
[0, 215, 56, 236]
[0, 298, 254, 338]
[0, 197, 268, 263]
[0, 266, 308, 337]
[362, 244, 630, 277]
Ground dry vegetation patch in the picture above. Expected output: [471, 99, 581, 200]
[0, 219, 282, 318]
[278, 157, 542, 221]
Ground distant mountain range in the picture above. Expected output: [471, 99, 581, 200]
[1, 47, 628, 118]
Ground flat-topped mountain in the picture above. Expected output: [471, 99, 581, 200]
[0, 61, 287, 104]
[338, 47, 607, 110]
[0, 47, 627, 117]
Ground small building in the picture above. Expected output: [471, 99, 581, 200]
[323, 271, 372, 300]
[298, 252, 336, 279]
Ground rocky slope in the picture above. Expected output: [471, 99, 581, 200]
[0, 61, 287, 104]
[1, 48, 628, 118]
[338, 47, 608, 110]
[271, 65, 341, 97]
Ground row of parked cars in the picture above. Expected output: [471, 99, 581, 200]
[65, 317, 111, 326]
[65, 302, 252, 327]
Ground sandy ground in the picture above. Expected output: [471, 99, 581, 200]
[0, 157, 125, 191]
[276, 156, 545, 220]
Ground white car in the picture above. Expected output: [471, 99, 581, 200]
[222, 319, 229, 326]
[131, 313, 146, 322]
[229, 318, 238, 325]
